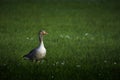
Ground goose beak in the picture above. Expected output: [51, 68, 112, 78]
[44, 32, 48, 35]
[43, 31, 48, 35]
[40, 30, 48, 35]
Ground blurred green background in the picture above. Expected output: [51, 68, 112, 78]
[0, 0, 120, 80]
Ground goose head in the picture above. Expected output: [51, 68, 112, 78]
[40, 30, 48, 36]
[39, 30, 48, 42]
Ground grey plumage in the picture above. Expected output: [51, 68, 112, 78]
[23, 48, 37, 60]
[23, 30, 48, 62]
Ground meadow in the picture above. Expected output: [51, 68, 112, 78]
[0, 0, 120, 80]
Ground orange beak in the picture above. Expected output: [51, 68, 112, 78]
[45, 32, 48, 34]
[43, 32, 48, 35]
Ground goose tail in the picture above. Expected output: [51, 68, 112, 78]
[23, 55, 30, 60]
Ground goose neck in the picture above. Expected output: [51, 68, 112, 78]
[39, 35, 44, 46]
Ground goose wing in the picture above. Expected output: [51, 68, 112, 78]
[23, 48, 37, 60]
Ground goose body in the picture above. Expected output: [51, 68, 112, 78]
[23, 30, 48, 61]
[35, 41, 46, 59]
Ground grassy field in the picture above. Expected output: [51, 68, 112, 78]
[0, 0, 120, 80]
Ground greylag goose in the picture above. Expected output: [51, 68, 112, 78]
[23, 30, 48, 62]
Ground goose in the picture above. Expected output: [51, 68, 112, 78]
[23, 30, 48, 62]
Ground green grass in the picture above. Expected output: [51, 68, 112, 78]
[0, 0, 120, 80]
